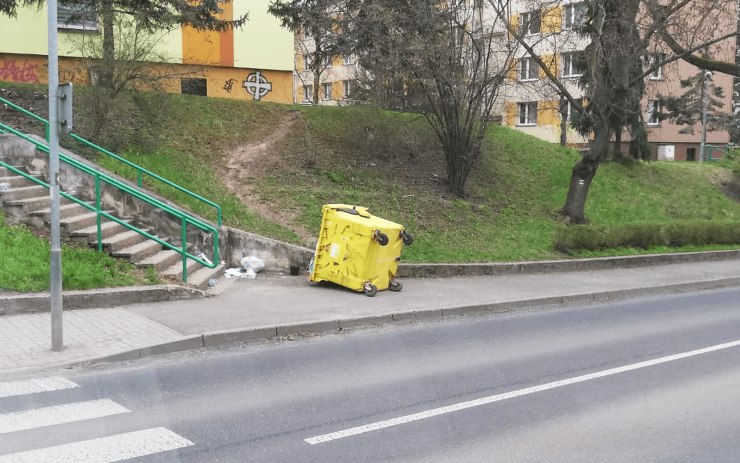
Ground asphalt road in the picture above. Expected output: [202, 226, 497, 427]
[2, 287, 740, 462]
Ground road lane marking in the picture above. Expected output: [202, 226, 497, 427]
[0, 377, 79, 398]
[305, 338, 740, 445]
[0, 427, 193, 463]
[0, 399, 129, 434]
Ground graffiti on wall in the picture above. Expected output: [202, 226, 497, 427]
[242, 71, 272, 101]
[0, 59, 39, 83]
[222, 78, 237, 93]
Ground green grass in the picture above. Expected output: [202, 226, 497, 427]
[3, 84, 740, 267]
[0, 214, 149, 292]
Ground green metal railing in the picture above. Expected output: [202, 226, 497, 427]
[0, 121, 218, 284]
[0, 96, 221, 227]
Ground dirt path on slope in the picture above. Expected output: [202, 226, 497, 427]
[221, 111, 314, 244]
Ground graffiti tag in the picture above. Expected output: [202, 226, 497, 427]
[0, 59, 39, 83]
[242, 71, 272, 101]
[222, 78, 237, 93]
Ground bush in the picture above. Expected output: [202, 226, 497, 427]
[555, 221, 740, 253]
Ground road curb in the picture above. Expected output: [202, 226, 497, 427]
[0, 285, 206, 315]
[3, 250, 736, 316]
[75, 276, 740, 370]
[397, 250, 740, 278]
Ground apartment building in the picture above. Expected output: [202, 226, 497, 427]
[0, 1, 295, 104]
[500, 1, 735, 160]
[293, 29, 358, 105]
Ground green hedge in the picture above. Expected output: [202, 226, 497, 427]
[555, 221, 740, 253]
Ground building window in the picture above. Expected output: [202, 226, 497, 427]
[563, 3, 587, 31]
[181, 78, 207, 96]
[343, 80, 354, 99]
[562, 52, 585, 77]
[322, 82, 333, 100]
[518, 102, 538, 125]
[303, 27, 312, 40]
[323, 55, 333, 68]
[520, 10, 541, 36]
[343, 54, 356, 66]
[686, 147, 696, 161]
[304, 54, 313, 69]
[647, 100, 661, 125]
[563, 98, 582, 122]
[58, 1, 97, 30]
[519, 57, 538, 81]
[647, 53, 666, 80]
[303, 84, 314, 103]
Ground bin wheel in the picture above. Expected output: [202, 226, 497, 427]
[400, 230, 414, 246]
[374, 230, 389, 246]
[389, 280, 403, 292]
[363, 283, 378, 297]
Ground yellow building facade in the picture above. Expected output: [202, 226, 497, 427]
[0, 1, 294, 104]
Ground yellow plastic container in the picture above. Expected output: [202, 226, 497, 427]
[309, 204, 413, 296]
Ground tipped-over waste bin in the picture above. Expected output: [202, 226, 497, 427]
[309, 204, 413, 296]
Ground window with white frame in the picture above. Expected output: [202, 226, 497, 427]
[343, 80, 354, 99]
[518, 102, 538, 125]
[322, 82, 333, 100]
[563, 3, 587, 31]
[303, 84, 314, 102]
[323, 54, 333, 68]
[563, 98, 582, 122]
[647, 100, 661, 125]
[304, 54, 313, 69]
[343, 54, 356, 66]
[58, 1, 97, 30]
[520, 10, 541, 35]
[304, 28, 312, 40]
[647, 53, 666, 80]
[519, 57, 538, 81]
[562, 51, 585, 77]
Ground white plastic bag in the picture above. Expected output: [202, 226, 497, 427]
[240, 256, 265, 273]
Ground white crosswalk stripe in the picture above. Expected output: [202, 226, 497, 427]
[0, 427, 194, 463]
[0, 399, 130, 434]
[0, 376, 194, 462]
[0, 376, 79, 398]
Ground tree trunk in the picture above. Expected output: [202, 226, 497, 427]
[99, 0, 115, 89]
[562, 157, 598, 224]
[562, 123, 610, 223]
[559, 95, 567, 147]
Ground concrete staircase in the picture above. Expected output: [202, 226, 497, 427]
[0, 165, 223, 289]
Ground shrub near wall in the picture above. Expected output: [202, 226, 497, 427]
[555, 221, 740, 253]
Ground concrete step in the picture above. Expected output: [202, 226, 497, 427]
[0, 175, 41, 188]
[71, 220, 127, 241]
[92, 229, 150, 253]
[138, 250, 183, 272]
[30, 202, 92, 220]
[0, 184, 47, 201]
[5, 195, 52, 212]
[113, 239, 165, 262]
[184, 263, 226, 290]
[62, 211, 102, 232]
[0, 166, 26, 177]
[162, 259, 225, 289]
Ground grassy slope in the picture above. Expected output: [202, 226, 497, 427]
[0, 214, 152, 292]
[2, 84, 739, 268]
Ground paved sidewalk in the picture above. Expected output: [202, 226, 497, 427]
[1, 257, 739, 378]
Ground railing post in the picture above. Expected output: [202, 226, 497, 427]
[137, 169, 143, 188]
[181, 217, 188, 284]
[95, 174, 102, 252]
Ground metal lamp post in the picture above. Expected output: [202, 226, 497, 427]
[48, 0, 63, 352]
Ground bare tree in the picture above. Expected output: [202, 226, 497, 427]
[489, 0, 738, 223]
[343, 0, 518, 196]
[269, 0, 343, 104]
